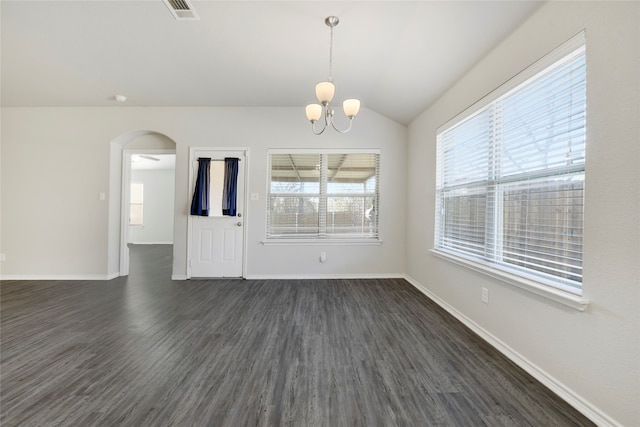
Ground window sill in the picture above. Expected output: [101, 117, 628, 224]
[430, 249, 589, 311]
[262, 239, 382, 246]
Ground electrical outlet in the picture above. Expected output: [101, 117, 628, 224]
[0, 253, 5, 262]
[320, 252, 327, 263]
[481, 287, 489, 304]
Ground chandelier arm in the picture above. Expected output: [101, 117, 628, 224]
[328, 114, 354, 134]
[311, 108, 330, 135]
[311, 121, 327, 135]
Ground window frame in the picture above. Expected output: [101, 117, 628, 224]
[264, 148, 381, 245]
[433, 32, 589, 310]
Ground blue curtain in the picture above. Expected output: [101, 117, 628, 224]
[222, 157, 239, 216]
[190, 157, 211, 216]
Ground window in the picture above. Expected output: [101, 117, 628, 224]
[208, 160, 226, 217]
[435, 33, 586, 295]
[130, 182, 144, 226]
[190, 156, 241, 217]
[267, 150, 379, 240]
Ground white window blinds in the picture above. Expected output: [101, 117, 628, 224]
[435, 33, 586, 294]
[267, 150, 380, 240]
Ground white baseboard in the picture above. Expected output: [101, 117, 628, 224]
[244, 273, 405, 281]
[1, 274, 116, 281]
[0, 273, 406, 282]
[129, 242, 173, 245]
[402, 274, 619, 427]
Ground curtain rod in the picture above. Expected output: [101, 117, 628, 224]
[197, 157, 241, 161]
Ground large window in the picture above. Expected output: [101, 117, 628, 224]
[435, 33, 586, 295]
[267, 150, 379, 240]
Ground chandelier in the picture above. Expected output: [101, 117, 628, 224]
[305, 16, 361, 135]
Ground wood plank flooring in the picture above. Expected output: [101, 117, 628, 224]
[1, 244, 594, 426]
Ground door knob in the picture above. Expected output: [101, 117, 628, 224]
[237, 222, 243, 226]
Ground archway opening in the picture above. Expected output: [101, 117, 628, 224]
[108, 131, 177, 277]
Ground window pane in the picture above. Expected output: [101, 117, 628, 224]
[130, 182, 143, 203]
[271, 181, 320, 194]
[327, 196, 377, 237]
[130, 204, 143, 226]
[440, 187, 487, 257]
[268, 196, 319, 236]
[208, 161, 225, 217]
[501, 175, 584, 285]
[500, 51, 586, 177]
[270, 154, 320, 194]
[438, 109, 492, 187]
[130, 183, 143, 226]
[327, 153, 378, 193]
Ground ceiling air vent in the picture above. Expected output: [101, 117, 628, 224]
[163, 0, 199, 20]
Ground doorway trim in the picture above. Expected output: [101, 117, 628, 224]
[186, 147, 249, 279]
[120, 148, 176, 276]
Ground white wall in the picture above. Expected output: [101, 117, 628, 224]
[0, 107, 407, 280]
[406, 2, 639, 426]
[1, 109, 111, 278]
[129, 169, 175, 244]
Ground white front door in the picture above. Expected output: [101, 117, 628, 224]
[189, 149, 246, 278]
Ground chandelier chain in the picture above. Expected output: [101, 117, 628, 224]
[328, 25, 334, 82]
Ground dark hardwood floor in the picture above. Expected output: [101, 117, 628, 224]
[1, 244, 594, 426]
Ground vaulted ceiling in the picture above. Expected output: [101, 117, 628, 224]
[1, 1, 542, 125]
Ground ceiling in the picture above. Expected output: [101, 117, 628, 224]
[0, 1, 542, 125]
[131, 154, 176, 171]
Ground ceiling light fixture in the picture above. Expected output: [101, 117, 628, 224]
[305, 16, 360, 135]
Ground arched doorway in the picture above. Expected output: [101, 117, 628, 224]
[108, 131, 177, 277]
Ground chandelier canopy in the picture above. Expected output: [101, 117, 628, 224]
[305, 16, 360, 135]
